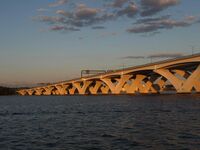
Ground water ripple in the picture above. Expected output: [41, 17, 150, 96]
[0, 95, 199, 149]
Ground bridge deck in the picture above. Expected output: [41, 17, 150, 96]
[18, 53, 200, 95]
[50, 53, 200, 85]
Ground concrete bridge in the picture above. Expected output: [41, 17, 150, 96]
[17, 53, 200, 96]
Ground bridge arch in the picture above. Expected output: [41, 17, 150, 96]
[17, 54, 200, 95]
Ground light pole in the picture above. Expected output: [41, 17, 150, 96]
[192, 46, 194, 55]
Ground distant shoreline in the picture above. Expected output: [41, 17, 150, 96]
[0, 86, 21, 95]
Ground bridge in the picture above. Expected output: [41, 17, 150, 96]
[17, 53, 200, 96]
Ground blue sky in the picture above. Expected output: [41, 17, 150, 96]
[0, 0, 200, 86]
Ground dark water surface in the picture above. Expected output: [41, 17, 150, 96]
[0, 95, 200, 150]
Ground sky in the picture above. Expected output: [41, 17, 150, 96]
[0, 0, 200, 86]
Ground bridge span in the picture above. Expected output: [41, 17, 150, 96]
[17, 53, 200, 96]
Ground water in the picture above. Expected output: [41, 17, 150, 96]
[0, 95, 200, 150]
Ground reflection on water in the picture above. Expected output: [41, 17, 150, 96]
[0, 95, 200, 150]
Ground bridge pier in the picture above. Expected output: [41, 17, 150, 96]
[177, 65, 200, 93]
[69, 86, 77, 95]
[101, 75, 131, 94]
[17, 90, 27, 96]
[34, 88, 44, 96]
[27, 89, 34, 95]
[73, 81, 92, 95]
[43, 86, 54, 95]
[89, 81, 102, 94]
[55, 84, 69, 95]
[100, 85, 110, 94]
[124, 75, 146, 94]
[154, 77, 167, 92]
[155, 64, 200, 93]
[17, 54, 200, 96]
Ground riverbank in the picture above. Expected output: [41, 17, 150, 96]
[0, 86, 18, 95]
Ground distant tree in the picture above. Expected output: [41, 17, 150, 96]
[0, 86, 17, 95]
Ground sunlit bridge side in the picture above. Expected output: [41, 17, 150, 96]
[17, 53, 200, 96]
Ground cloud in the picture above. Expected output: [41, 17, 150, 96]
[75, 4, 101, 20]
[35, 1, 198, 34]
[121, 52, 184, 60]
[50, 25, 65, 31]
[50, 25, 80, 31]
[49, 0, 68, 7]
[92, 26, 106, 29]
[127, 16, 198, 34]
[56, 10, 72, 17]
[121, 56, 145, 59]
[140, 0, 180, 16]
[36, 16, 65, 24]
[135, 15, 171, 24]
[37, 8, 48, 12]
[99, 32, 118, 38]
[117, 2, 138, 18]
[78, 37, 83, 40]
[147, 52, 184, 58]
[46, 4, 116, 29]
[127, 25, 160, 33]
[185, 15, 197, 22]
[111, 0, 128, 8]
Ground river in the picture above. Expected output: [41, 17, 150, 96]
[0, 95, 200, 149]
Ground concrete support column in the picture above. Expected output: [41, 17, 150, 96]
[55, 84, 69, 95]
[27, 89, 34, 96]
[154, 69, 183, 92]
[155, 65, 200, 93]
[35, 88, 43, 96]
[17, 90, 27, 96]
[100, 85, 110, 94]
[194, 81, 200, 92]
[89, 81, 102, 94]
[69, 86, 77, 95]
[156, 78, 166, 92]
[43, 87, 54, 95]
[139, 81, 157, 94]
[124, 75, 146, 94]
[178, 65, 200, 93]
[73, 81, 92, 95]
[101, 75, 131, 94]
